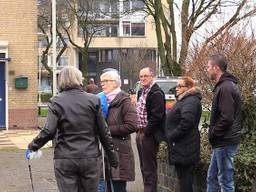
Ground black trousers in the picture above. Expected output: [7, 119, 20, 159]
[54, 157, 100, 192]
[136, 132, 158, 192]
[175, 164, 194, 192]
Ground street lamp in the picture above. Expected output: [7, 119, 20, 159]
[52, 0, 57, 96]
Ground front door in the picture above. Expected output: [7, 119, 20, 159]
[0, 60, 6, 128]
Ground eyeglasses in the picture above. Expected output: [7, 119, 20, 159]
[100, 79, 115, 84]
[176, 84, 187, 88]
[139, 74, 152, 79]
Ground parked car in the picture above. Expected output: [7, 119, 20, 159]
[134, 77, 179, 110]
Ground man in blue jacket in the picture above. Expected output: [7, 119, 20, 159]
[206, 54, 242, 192]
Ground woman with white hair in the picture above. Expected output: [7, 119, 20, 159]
[26, 66, 118, 192]
[100, 69, 138, 192]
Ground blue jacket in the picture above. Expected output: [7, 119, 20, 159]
[97, 92, 108, 118]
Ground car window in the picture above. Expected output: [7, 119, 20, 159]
[156, 81, 177, 95]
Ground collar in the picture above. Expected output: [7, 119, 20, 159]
[177, 87, 201, 101]
[106, 87, 122, 103]
[142, 83, 154, 93]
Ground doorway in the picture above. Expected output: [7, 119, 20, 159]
[0, 58, 6, 128]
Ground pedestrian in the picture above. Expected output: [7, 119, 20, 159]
[206, 54, 242, 192]
[86, 78, 99, 94]
[165, 76, 202, 192]
[100, 69, 138, 192]
[128, 88, 136, 105]
[26, 66, 118, 192]
[136, 67, 166, 192]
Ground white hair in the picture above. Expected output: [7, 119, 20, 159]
[100, 70, 121, 88]
[58, 66, 83, 91]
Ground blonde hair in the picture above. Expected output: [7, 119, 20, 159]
[181, 76, 195, 88]
[58, 66, 83, 91]
[100, 70, 121, 88]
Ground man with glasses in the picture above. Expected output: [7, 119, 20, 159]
[136, 67, 165, 192]
[206, 54, 242, 192]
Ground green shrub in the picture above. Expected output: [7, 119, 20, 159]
[197, 96, 256, 191]
[235, 142, 256, 191]
[39, 107, 48, 117]
[241, 95, 256, 141]
[40, 92, 52, 103]
[235, 95, 256, 191]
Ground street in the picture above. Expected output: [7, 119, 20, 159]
[0, 133, 143, 192]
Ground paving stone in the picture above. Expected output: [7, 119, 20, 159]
[0, 131, 143, 192]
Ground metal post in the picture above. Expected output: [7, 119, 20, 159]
[52, 0, 57, 96]
[38, 52, 41, 104]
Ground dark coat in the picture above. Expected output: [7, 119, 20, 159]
[209, 72, 242, 148]
[165, 87, 202, 165]
[107, 91, 138, 181]
[138, 83, 166, 142]
[29, 88, 115, 160]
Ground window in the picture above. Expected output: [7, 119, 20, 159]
[38, 39, 48, 48]
[123, 21, 131, 36]
[47, 55, 52, 66]
[99, 49, 119, 62]
[122, 22, 145, 36]
[0, 53, 5, 59]
[123, 0, 144, 12]
[88, 51, 98, 73]
[132, 0, 144, 9]
[106, 24, 118, 37]
[123, 0, 130, 12]
[101, 49, 113, 62]
[93, 24, 118, 37]
[131, 23, 145, 36]
[47, 55, 69, 66]
[58, 56, 69, 66]
[94, 25, 107, 36]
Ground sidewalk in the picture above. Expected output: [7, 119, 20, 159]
[0, 128, 143, 192]
[0, 129, 52, 150]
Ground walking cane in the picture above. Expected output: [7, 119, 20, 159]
[100, 145, 113, 192]
[104, 155, 114, 192]
[27, 159, 35, 192]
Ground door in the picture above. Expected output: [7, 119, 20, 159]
[0, 61, 6, 128]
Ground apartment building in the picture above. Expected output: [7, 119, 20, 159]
[39, 0, 159, 92]
[0, 1, 38, 129]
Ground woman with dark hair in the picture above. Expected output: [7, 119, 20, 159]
[165, 76, 202, 192]
[26, 66, 118, 192]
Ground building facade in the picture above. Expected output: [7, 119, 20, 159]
[39, 0, 159, 92]
[0, 1, 38, 129]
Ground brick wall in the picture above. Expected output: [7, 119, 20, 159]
[157, 159, 206, 192]
[0, 0, 38, 129]
[9, 109, 37, 129]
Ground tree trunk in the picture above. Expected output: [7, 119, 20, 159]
[81, 48, 89, 84]
[154, 1, 168, 76]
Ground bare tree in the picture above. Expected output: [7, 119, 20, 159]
[59, 0, 119, 81]
[116, 48, 157, 89]
[144, 0, 256, 76]
[187, 30, 256, 109]
[38, 0, 68, 76]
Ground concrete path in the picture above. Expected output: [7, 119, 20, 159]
[0, 129, 52, 149]
[0, 128, 143, 192]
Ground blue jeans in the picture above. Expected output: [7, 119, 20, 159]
[207, 144, 239, 192]
[98, 179, 106, 192]
[98, 179, 115, 192]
